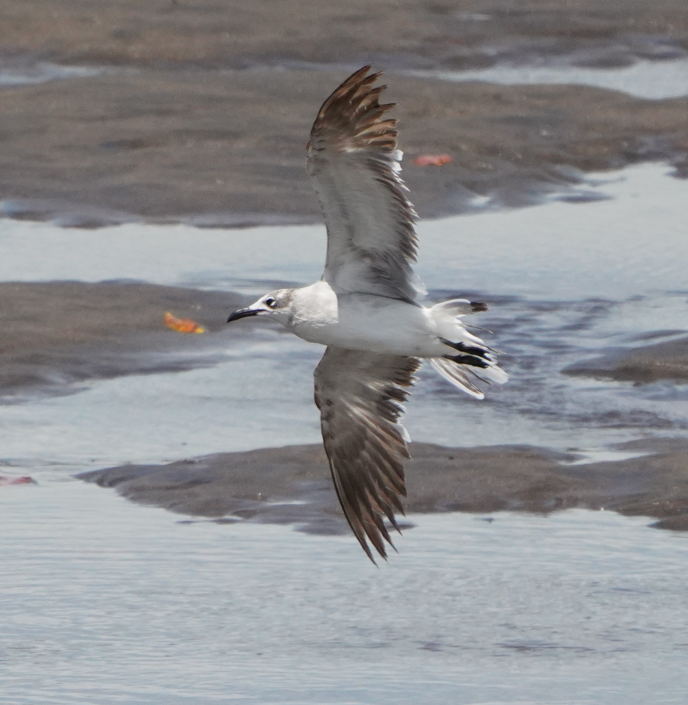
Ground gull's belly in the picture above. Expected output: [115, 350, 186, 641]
[292, 293, 444, 357]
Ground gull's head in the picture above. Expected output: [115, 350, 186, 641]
[226, 289, 294, 324]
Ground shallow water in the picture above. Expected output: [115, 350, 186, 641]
[1, 164, 685, 300]
[424, 57, 688, 100]
[0, 164, 686, 471]
[0, 63, 109, 86]
[2, 481, 688, 705]
[2, 163, 688, 704]
[5, 55, 688, 100]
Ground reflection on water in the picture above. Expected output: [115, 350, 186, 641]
[2, 481, 688, 704]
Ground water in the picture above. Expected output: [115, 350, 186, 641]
[2, 481, 688, 704]
[423, 58, 688, 100]
[3, 55, 687, 100]
[0, 164, 685, 300]
[0, 63, 110, 87]
[1, 163, 688, 703]
[0, 164, 686, 470]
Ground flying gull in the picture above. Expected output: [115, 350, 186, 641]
[227, 66, 507, 562]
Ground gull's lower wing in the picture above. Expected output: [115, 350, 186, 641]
[313, 346, 420, 562]
[307, 66, 420, 303]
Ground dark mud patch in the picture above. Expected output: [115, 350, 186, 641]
[3, 0, 688, 70]
[564, 335, 688, 383]
[77, 440, 688, 535]
[2, 0, 688, 225]
[0, 281, 251, 400]
[1, 68, 687, 226]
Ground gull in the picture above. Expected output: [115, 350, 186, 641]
[227, 66, 507, 562]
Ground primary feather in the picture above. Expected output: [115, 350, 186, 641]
[314, 348, 420, 562]
[307, 65, 419, 303]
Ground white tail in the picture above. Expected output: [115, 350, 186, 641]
[430, 358, 485, 399]
[429, 299, 508, 398]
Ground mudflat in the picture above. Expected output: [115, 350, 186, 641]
[78, 439, 688, 534]
[3, 0, 688, 68]
[565, 335, 688, 383]
[2, 0, 687, 525]
[1, 1, 687, 224]
[0, 281, 249, 398]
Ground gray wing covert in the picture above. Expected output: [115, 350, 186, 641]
[307, 66, 420, 302]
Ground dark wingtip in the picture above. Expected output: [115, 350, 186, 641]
[471, 301, 489, 312]
[362, 540, 380, 566]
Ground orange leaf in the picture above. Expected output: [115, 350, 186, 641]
[164, 311, 205, 334]
[413, 154, 453, 166]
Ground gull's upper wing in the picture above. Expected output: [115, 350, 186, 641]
[314, 346, 420, 562]
[307, 66, 420, 302]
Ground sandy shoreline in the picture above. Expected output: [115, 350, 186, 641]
[78, 439, 688, 533]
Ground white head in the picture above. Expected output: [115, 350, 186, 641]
[226, 288, 295, 325]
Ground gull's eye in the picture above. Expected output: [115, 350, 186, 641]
[265, 297, 277, 309]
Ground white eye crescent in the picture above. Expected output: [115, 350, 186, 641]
[265, 297, 277, 309]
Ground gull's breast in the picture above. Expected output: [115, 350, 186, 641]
[290, 284, 443, 357]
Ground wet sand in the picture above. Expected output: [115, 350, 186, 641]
[565, 335, 688, 383]
[0, 281, 248, 398]
[78, 439, 688, 533]
[2, 68, 688, 226]
[4, 0, 688, 69]
[1, 2, 687, 225]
